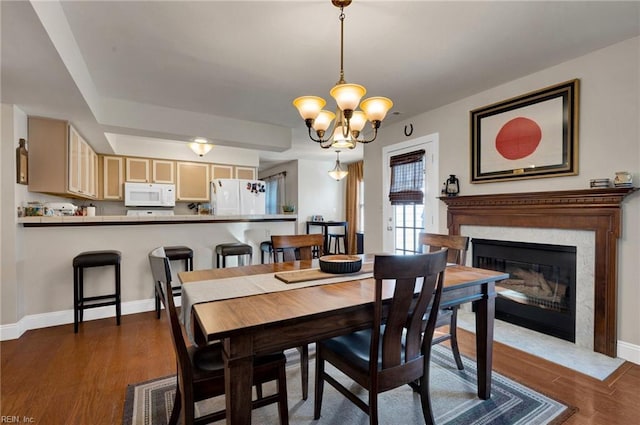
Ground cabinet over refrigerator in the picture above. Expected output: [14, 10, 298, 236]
[210, 179, 266, 215]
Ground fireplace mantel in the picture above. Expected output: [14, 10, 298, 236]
[441, 187, 637, 357]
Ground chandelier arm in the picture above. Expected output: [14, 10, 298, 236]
[307, 126, 328, 144]
[357, 120, 381, 144]
[319, 139, 334, 149]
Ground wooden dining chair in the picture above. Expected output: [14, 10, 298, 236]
[418, 232, 470, 370]
[313, 250, 448, 425]
[270, 233, 325, 401]
[148, 247, 289, 425]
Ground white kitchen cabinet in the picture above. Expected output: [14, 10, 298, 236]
[176, 161, 210, 201]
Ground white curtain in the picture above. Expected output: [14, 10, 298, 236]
[264, 172, 286, 214]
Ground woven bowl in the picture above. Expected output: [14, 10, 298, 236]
[319, 255, 362, 274]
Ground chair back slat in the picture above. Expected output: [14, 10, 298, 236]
[271, 234, 325, 262]
[419, 232, 469, 265]
[372, 251, 448, 373]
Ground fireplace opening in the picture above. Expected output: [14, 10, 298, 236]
[472, 239, 577, 342]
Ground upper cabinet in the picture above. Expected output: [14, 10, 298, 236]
[212, 164, 233, 179]
[27, 117, 97, 199]
[176, 162, 210, 201]
[235, 166, 257, 180]
[125, 157, 150, 182]
[101, 156, 124, 200]
[152, 160, 175, 183]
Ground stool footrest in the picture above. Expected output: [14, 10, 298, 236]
[77, 299, 118, 309]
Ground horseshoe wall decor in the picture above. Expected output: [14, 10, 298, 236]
[404, 123, 414, 137]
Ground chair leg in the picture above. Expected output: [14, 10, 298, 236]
[73, 266, 80, 333]
[115, 263, 121, 326]
[155, 289, 161, 319]
[298, 344, 309, 400]
[419, 350, 436, 425]
[449, 306, 464, 370]
[256, 383, 263, 399]
[313, 345, 325, 420]
[168, 384, 181, 425]
[369, 391, 378, 425]
[277, 362, 290, 425]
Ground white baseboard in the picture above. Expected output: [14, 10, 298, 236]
[0, 297, 181, 341]
[617, 340, 640, 365]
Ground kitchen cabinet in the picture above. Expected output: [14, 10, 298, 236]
[101, 156, 124, 200]
[212, 164, 233, 179]
[27, 116, 97, 199]
[235, 166, 256, 180]
[152, 160, 175, 183]
[125, 157, 150, 182]
[176, 161, 210, 201]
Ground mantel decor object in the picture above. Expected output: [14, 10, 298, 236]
[470, 79, 579, 183]
[16, 138, 28, 185]
[442, 174, 460, 196]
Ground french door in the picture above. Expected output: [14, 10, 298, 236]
[382, 134, 439, 254]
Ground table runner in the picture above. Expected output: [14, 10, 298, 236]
[181, 266, 374, 344]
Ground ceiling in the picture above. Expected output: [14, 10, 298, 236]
[2, 1, 639, 171]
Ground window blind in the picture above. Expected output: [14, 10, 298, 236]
[388, 149, 425, 205]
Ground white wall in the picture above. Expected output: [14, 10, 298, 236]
[364, 37, 640, 351]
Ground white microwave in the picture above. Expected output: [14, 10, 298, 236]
[124, 182, 175, 207]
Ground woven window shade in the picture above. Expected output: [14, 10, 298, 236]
[389, 150, 425, 205]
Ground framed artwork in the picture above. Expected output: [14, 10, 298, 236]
[470, 79, 579, 183]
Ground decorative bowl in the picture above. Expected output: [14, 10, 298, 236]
[319, 255, 362, 274]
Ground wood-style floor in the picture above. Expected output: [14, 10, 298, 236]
[1, 312, 639, 424]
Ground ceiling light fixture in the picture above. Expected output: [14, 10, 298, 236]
[293, 0, 393, 150]
[328, 151, 348, 181]
[189, 137, 213, 157]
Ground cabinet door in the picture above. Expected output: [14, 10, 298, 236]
[125, 157, 150, 182]
[176, 162, 210, 201]
[235, 166, 256, 180]
[212, 164, 233, 179]
[152, 160, 175, 183]
[68, 126, 82, 194]
[102, 156, 124, 200]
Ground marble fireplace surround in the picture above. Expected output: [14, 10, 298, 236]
[440, 188, 637, 357]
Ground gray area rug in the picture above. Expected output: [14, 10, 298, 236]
[123, 345, 575, 424]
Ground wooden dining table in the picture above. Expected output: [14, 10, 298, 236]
[178, 256, 508, 425]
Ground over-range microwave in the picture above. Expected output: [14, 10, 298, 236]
[124, 182, 176, 207]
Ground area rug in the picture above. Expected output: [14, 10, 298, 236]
[123, 345, 575, 425]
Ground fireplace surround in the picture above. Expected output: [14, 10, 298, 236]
[440, 187, 637, 357]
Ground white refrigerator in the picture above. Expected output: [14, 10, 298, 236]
[211, 179, 266, 215]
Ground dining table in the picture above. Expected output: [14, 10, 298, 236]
[178, 255, 508, 425]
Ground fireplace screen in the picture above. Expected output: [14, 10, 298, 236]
[472, 239, 577, 342]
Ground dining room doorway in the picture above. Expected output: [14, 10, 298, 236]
[382, 133, 439, 254]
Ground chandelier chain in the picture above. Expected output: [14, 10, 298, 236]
[338, 7, 346, 85]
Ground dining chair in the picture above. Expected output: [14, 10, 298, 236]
[270, 233, 325, 401]
[148, 247, 289, 425]
[313, 250, 448, 425]
[418, 232, 470, 370]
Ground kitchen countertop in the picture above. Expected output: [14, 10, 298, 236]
[18, 214, 297, 227]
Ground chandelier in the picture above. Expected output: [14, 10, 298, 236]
[189, 137, 213, 157]
[328, 151, 348, 180]
[293, 0, 393, 149]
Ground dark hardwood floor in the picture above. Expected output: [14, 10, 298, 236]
[1, 312, 639, 424]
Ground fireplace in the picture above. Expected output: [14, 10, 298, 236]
[440, 187, 637, 357]
[472, 239, 576, 342]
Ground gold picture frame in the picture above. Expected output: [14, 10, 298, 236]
[470, 79, 579, 183]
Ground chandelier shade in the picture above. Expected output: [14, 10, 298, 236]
[328, 151, 348, 181]
[293, 0, 392, 149]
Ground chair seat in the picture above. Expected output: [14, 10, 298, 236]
[165, 246, 194, 261]
[215, 243, 252, 256]
[73, 250, 121, 268]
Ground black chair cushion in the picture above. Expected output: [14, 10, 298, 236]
[164, 246, 194, 261]
[73, 250, 121, 268]
[320, 327, 398, 371]
[216, 243, 252, 256]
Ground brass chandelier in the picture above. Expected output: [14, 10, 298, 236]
[293, 0, 393, 150]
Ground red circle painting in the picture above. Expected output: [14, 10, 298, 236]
[495, 117, 542, 160]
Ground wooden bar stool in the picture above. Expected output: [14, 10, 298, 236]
[154, 245, 193, 319]
[215, 243, 252, 268]
[72, 250, 121, 333]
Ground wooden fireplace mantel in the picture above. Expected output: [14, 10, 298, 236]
[440, 187, 637, 357]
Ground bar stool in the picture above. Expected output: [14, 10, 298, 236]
[215, 243, 252, 268]
[73, 250, 121, 333]
[327, 234, 347, 254]
[155, 246, 193, 319]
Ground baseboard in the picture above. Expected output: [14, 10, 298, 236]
[0, 297, 181, 341]
[617, 340, 640, 365]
